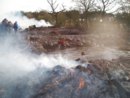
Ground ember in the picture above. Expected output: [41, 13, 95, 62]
[31, 58, 130, 98]
[78, 78, 86, 89]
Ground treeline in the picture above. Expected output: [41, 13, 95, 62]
[21, 0, 130, 29]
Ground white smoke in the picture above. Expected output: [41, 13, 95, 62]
[0, 12, 52, 29]
[0, 33, 34, 78]
[0, 32, 78, 98]
[0, 32, 77, 79]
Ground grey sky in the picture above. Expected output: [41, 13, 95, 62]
[0, 0, 75, 13]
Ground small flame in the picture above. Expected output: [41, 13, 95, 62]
[78, 78, 85, 89]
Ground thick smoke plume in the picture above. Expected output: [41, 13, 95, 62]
[0, 12, 52, 29]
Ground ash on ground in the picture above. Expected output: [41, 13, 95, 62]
[1, 56, 129, 98]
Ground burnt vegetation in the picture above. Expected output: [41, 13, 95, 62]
[0, 1, 130, 98]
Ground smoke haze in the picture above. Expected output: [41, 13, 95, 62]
[0, 32, 78, 98]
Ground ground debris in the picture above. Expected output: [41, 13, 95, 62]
[32, 57, 130, 98]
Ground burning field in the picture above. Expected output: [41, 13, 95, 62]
[0, 25, 130, 98]
[1, 0, 130, 97]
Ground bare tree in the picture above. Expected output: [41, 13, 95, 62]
[47, 0, 59, 25]
[72, 0, 97, 28]
[73, 0, 96, 12]
[47, 0, 66, 26]
[47, 0, 59, 13]
[118, 0, 130, 13]
[96, 0, 117, 14]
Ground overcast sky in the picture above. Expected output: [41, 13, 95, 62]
[0, 0, 75, 14]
